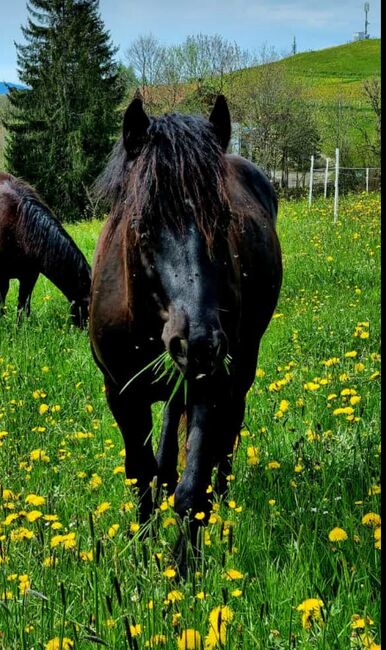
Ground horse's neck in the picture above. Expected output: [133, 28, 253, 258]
[40, 238, 89, 302]
[40, 254, 85, 302]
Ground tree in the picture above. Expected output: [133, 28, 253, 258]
[4, 0, 125, 221]
[361, 78, 381, 164]
[125, 34, 163, 107]
[238, 63, 320, 184]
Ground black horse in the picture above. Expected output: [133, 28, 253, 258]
[0, 172, 91, 326]
[90, 95, 282, 566]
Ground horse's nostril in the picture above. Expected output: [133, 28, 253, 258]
[214, 331, 228, 360]
[169, 335, 187, 361]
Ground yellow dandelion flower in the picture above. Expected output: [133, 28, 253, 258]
[231, 589, 243, 597]
[108, 524, 120, 538]
[351, 614, 374, 629]
[25, 510, 43, 523]
[130, 522, 140, 533]
[296, 598, 324, 629]
[85, 404, 93, 413]
[374, 527, 381, 549]
[18, 574, 30, 595]
[368, 484, 381, 496]
[10, 527, 34, 542]
[205, 605, 234, 649]
[145, 634, 167, 647]
[194, 512, 206, 520]
[50, 532, 76, 550]
[196, 591, 206, 600]
[124, 477, 138, 486]
[44, 638, 74, 650]
[165, 590, 183, 603]
[358, 634, 380, 649]
[3, 513, 19, 526]
[38, 404, 49, 415]
[94, 501, 111, 517]
[225, 568, 244, 580]
[89, 473, 102, 490]
[344, 351, 357, 358]
[247, 446, 259, 465]
[30, 449, 50, 462]
[303, 382, 320, 391]
[333, 406, 354, 416]
[79, 550, 93, 561]
[177, 629, 202, 650]
[328, 527, 348, 542]
[362, 513, 381, 527]
[163, 567, 176, 579]
[163, 517, 177, 528]
[130, 624, 142, 637]
[267, 460, 281, 470]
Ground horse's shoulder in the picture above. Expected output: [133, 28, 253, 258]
[225, 154, 278, 223]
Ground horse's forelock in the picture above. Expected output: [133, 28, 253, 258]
[99, 113, 230, 245]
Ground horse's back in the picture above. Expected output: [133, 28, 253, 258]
[226, 154, 278, 224]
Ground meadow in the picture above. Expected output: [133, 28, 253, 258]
[0, 192, 381, 649]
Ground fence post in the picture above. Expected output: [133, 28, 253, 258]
[308, 154, 314, 208]
[324, 157, 329, 198]
[366, 167, 369, 193]
[333, 148, 339, 223]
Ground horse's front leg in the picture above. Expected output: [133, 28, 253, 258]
[0, 277, 10, 316]
[214, 392, 246, 497]
[174, 397, 214, 521]
[17, 269, 39, 322]
[105, 380, 158, 524]
[156, 396, 184, 496]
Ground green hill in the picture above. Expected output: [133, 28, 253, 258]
[259, 38, 381, 103]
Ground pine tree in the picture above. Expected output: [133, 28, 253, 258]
[4, 0, 126, 221]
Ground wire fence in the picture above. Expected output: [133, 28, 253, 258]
[230, 129, 381, 221]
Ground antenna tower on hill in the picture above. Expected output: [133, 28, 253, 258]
[364, 3, 370, 38]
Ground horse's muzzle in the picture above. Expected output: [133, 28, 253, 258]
[168, 330, 228, 380]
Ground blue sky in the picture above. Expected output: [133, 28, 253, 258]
[0, 0, 381, 83]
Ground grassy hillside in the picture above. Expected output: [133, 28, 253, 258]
[274, 39, 381, 103]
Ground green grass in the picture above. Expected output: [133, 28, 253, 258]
[273, 39, 380, 79]
[0, 193, 381, 649]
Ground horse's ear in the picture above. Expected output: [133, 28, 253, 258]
[122, 95, 150, 159]
[209, 95, 231, 151]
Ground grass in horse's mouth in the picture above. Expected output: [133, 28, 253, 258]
[119, 350, 232, 400]
[119, 350, 184, 401]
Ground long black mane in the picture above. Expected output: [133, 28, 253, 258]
[96, 113, 231, 244]
[12, 177, 90, 299]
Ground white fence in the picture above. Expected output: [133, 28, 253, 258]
[307, 149, 381, 222]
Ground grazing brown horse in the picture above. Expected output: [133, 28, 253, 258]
[0, 172, 91, 326]
[90, 95, 282, 565]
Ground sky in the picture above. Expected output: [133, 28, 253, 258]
[0, 0, 381, 83]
